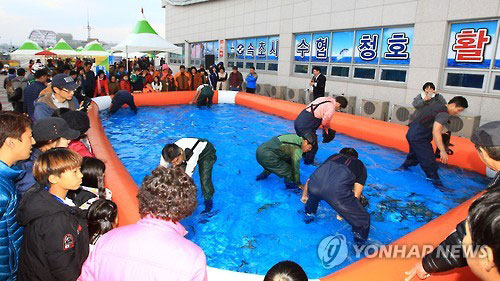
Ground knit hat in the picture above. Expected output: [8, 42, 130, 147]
[61, 110, 90, 135]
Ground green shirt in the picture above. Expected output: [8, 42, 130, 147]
[277, 134, 304, 184]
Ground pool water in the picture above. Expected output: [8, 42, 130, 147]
[101, 105, 487, 278]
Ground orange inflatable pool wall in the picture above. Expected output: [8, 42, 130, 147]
[88, 92, 485, 281]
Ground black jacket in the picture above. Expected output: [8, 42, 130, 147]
[422, 171, 500, 273]
[312, 74, 326, 99]
[16, 185, 89, 281]
[82, 70, 96, 97]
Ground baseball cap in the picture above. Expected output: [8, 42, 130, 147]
[471, 121, 500, 147]
[51, 74, 78, 91]
[33, 117, 81, 142]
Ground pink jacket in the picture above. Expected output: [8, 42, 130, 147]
[78, 217, 207, 281]
[306, 97, 336, 129]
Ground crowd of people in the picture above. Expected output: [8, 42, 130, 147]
[2, 56, 260, 114]
[0, 54, 498, 281]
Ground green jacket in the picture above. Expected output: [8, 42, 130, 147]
[277, 134, 304, 184]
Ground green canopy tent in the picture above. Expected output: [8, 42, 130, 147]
[10, 39, 43, 67]
[51, 38, 77, 56]
[81, 41, 109, 57]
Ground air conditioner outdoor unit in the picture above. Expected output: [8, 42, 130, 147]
[448, 115, 481, 138]
[361, 99, 390, 121]
[299, 90, 314, 104]
[286, 88, 303, 103]
[390, 104, 416, 126]
[256, 84, 271, 96]
[269, 85, 287, 100]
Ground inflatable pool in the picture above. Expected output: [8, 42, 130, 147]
[89, 91, 487, 281]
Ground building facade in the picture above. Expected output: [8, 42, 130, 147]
[163, 0, 500, 125]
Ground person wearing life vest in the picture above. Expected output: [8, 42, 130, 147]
[397, 96, 468, 187]
[301, 148, 369, 246]
[191, 83, 214, 108]
[160, 138, 217, 214]
[255, 133, 317, 190]
[294, 96, 347, 165]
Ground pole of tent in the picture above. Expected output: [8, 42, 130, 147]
[126, 45, 129, 72]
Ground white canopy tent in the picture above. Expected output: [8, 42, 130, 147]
[10, 39, 43, 67]
[112, 14, 181, 70]
[113, 51, 147, 58]
[81, 40, 109, 57]
[51, 38, 78, 56]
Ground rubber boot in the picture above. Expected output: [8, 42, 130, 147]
[256, 170, 271, 181]
[201, 199, 213, 214]
[284, 180, 299, 190]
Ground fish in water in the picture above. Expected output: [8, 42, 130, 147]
[238, 260, 249, 271]
[240, 236, 257, 250]
[373, 197, 440, 223]
[257, 202, 281, 213]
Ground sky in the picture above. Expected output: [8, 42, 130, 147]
[0, 0, 166, 45]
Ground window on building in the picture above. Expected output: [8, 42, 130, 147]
[493, 74, 500, 91]
[227, 36, 279, 73]
[293, 26, 413, 84]
[354, 67, 376, 79]
[169, 43, 185, 65]
[443, 20, 500, 93]
[188, 40, 219, 67]
[446, 72, 485, 89]
[330, 66, 350, 77]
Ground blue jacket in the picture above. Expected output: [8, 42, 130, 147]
[0, 161, 24, 280]
[245, 74, 258, 89]
[14, 149, 42, 198]
[23, 81, 46, 118]
[32, 94, 79, 121]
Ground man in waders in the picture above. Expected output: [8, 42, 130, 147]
[161, 138, 217, 213]
[301, 148, 369, 246]
[397, 96, 468, 187]
[255, 133, 317, 189]
[294, 96, 348, 165]
[191, 83, 214, 108]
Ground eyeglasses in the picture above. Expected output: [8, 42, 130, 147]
[59, 88, 74, 94]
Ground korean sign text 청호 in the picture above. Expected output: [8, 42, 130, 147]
[295, 27, 413, 65]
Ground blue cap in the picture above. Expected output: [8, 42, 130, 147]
[51, 74, 78, 91]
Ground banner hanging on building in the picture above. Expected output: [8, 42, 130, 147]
[268, 36, 279, 61]
[330, 31, 354, 64]
[312, 32, 331, 62]
[256, 37, 267, 60]
[354, 29, 381, 64]
[294, 33, 311, 61]
[245, 38, 256, 60]
[381, 27, 413, 65]
[447, 20, 497, 68]
[226, 40, 235, 59]
[236, 39, 245, 60]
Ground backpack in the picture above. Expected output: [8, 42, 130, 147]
[8, 79, 24, 102]
[4, 77, 14, 99]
